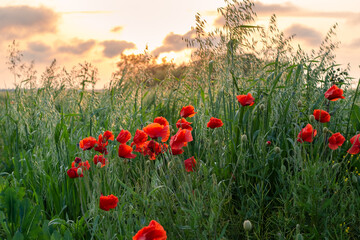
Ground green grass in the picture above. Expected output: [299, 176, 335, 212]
[1, 1, 360, 239]
[1, 59, 359, 239]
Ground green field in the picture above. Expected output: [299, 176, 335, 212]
[1, 1, 360, 239]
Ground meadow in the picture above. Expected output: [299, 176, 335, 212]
[1, 1, 360, 239]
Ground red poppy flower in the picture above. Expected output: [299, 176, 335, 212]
[133, 144, 144, 153]
[74, 157, 82, 163]
[313, 109, 331, 123]
[71, 160, 90, 170]
[176, 118, 193, 131]
[171, 148, 184, 155]
[170, 129, 193, 150]
[117, 129, 132, 144]
[143, 123, 170, 142]
[94, 134, 109, 155]
[297, 124, 317, 143]
[236, 93, 255, 106]
[137, 140, 167, 160]
[99, 194, 118, 211]
[266, 141, 271, 146]
[184, 156, 197, 172]
[324, 85, 345, 101]
[348, 134, 360, 155]
[67, 167, 83, 178]
[161, 143, 168, 152]
[154, 117, 169, 126]
[79, 137, 97, 150]
[144, 140, 161, 160]
[132, 129, 148, 148]
[93, 155, 108, 167]
[133, 220, 167, 240]
[118, 144, 136, 159]
[103, 130, 114, 141]
[207, 117, 223, 129]
[180, 105, 197, 118]
[328, 133, 345, 150]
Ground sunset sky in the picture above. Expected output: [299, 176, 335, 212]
[0, 0, 359, 88]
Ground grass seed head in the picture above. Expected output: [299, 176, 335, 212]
[259, 104, 265, 111]
[297, 100, 302, 108]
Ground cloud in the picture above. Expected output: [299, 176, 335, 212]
[254, 1, 299, 15]
[101, 40, 136, 58]
[213, 2, 299, 27]
[0, 5, 59, 39]
[152, 29, 196, 56]
[57, 39, 96, 55]
[22, 41, 53, 63]
[111, 26, 123, 33]
[348, 38, 360, 49]
[285, 24, 322, 46]
[28, 42, 51, 53]
[253, 1, 353, 18]
[348, 13, 360, 25]
[213, 1, 359, 27]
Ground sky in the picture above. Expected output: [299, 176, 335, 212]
[0, 0, 360, 88]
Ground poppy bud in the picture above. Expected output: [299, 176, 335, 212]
[259, 104, 265, 111]
[97, 162, 102, 168]
[266, 141, 271, 146]
[309, 115, 315, 122]
[352, 175, 358, 183]
[77, 167, 83, 176]
[281, 165, 286, 173]
[241, 134, 248, 143]
[243, 220, 252, 231]
[297, 100, 302, 108]
[274, 147, 281, 153]
[323, 127, 329, 133]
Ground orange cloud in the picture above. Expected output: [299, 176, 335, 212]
[0, 5, 59, 39]
[101, 40, 136, 58]
[110, 26, 123, 33]
[213, 1, 360, 27]
[24, 41, 53, 63]
[28, 42, 51, 53]
[348, 38, 360, 49]
[284, 24, 322, 46]
[57, 38, 96, 55]
[152, 29, 196, 57]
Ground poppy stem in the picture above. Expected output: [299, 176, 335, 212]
[323, 100, 331, 156]
[236, 107, 245, 147]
